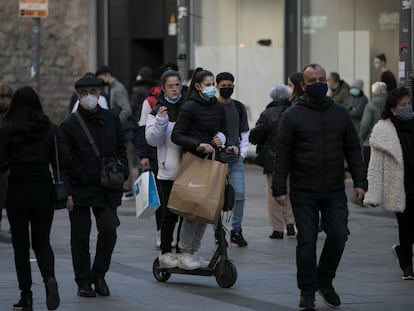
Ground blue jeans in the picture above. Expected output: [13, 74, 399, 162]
[289, 190, 348, 292]
[228, 158, 246, 231]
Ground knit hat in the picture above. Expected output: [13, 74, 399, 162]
[269, 84, 290, 101]
[351, 79, 364, 90]
[74, 76, 102, 89]
[136, 66, 153, 81]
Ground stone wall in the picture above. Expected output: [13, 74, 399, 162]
[0, 0, 90, 123]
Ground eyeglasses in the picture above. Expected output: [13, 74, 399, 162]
[78, 89, 99, 97]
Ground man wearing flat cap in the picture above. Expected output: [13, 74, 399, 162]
[60, 75, 128, 298]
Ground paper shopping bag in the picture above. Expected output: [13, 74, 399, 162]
[135, 171, 160, 218]
[167, 152, 228, 224]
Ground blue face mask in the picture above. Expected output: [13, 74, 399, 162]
[395, 105, 414, 121]
[164, 93, 182, 104]
[350, 88, 361, 97]
[201, 86, 216, 98]
[305, 82, 328, 99]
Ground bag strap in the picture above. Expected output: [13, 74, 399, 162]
[53, 132, 62, 183]
[74, 111, 101, 157]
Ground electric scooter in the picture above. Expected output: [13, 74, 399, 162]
[152, 215, 237, 288]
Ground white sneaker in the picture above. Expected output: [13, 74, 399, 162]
[193, 252, 210, 268]
[177, 253, 201, 270]
[155, 230, 161, 249]
[159, 253, 179, 268]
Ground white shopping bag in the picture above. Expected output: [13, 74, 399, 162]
[134, 171, 160, 218]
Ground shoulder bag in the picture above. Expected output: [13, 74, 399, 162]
[74, 111, 125, 190]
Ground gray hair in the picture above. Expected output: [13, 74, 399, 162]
[269, 84, 290, 101]
[371, 82, 387, 96]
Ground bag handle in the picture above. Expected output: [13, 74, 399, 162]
[74, 111, 101, 157]
[53, 133, 62, 183]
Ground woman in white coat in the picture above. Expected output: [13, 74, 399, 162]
[145, 70, 185, 269]
[364, 87, 414, 280]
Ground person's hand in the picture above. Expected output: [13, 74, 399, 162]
[274, 195, 287, 206]
[212, 135, 223, 147]
[197, 143, 214, 153]
[157, 106, 168, 117]
[140, 158, 150, 170]
[66, 196, 74, 211]
[227, 145, 239, 155]
[352, 187, 366, 207]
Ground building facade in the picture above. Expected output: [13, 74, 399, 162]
[0, 0, 405, 124]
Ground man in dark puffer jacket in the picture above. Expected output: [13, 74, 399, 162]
[272, 64, 367, 311]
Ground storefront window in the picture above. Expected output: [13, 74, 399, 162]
[302, 0, 399, 95]
[192, 0, 285, 131]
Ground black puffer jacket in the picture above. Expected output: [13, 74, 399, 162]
[172, 91, 227, 157]
[249, 100, 290, 174]
[272, 96, 367, 196]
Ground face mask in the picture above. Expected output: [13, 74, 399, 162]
[219, 87, 234, 99]
[350, 88, 360, 97]
[164, 93, 182, 104]
[305, 82, 328, 99]
[395, 105, 414, 121]
[201, 86, 216, 98]
[79, 95, 99, 110]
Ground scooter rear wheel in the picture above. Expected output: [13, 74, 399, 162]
[153, 257, 171, 282]
[214, 259, 237, 288]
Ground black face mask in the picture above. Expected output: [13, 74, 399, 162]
[219, 87, 234, 99]
[100, 80, 109, 87]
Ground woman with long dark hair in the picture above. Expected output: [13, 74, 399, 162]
[0, 86, 71, 310]
[364, 87, 414, 280]
[171, 68, 227, 269]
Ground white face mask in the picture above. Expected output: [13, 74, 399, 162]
[79, 95, 98, 110]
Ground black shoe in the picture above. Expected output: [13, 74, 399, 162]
[231, 229, 248, 247]
[77, 281, 96, 297]
[269, 230, 284, 239]
[402, 266, 414, 280]
[45, 277, 60, 310]
[299, 291, 315, 310]
[94, 277, 110, 296]
[317, 285, 341, 308]
[13, 291, 33, 311]
[286, 224, 296, 236]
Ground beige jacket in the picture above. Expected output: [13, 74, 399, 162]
[364, 119, 406, 213]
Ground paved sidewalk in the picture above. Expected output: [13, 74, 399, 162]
[1, 164, 413, 310]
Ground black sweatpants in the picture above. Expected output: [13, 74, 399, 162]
[69, 204, 120, 285]
[6, 179, 55, 293]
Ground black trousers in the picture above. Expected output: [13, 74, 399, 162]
[69, 204, 120, 285]
[395, 207, 414, 269]
[6, 180, 55, 293]
[158, 180, 182, 254]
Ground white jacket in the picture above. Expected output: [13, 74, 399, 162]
[364, 119, 406, 212]
[145, 113, 181, 181]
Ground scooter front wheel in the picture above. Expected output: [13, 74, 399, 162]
[152, 257, 171, 282]
[214, 259, 237, 288]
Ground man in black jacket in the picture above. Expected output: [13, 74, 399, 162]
[61, 76, 128, 298]
[272, 64, 367, 310]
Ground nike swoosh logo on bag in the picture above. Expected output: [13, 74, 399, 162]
[188, 181, 207, 188]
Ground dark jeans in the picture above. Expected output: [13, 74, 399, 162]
[158, 180, 181, 254]
[69, 205, 120, 285]
[395, 208, 414, 269]
[6, 180, 55, 293]
[290, 190, 349, 292]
